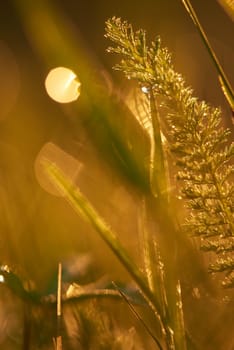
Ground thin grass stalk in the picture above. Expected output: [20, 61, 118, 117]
[181, 0, 234, 113]
[112, 282, 164, 350]
[148, 90, 187, 349]
[139, 199, 169, 331]
[138, 198, 157, 293]
[174, 280, 187, 350]
[56, 262, 63, 350]
[149, 89, 168, 201]
[153, 239, 169, 322]
[145, 198, 179, 350]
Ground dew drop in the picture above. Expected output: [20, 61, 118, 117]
[141, 86, 149, 94]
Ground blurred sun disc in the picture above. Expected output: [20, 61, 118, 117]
[45, 67, 81, 103]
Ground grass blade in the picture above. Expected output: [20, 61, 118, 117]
[43, 161, 168, 335]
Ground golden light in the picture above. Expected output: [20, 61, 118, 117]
[45, 67, 81, 103]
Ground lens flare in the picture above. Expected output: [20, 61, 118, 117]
[34, 142, 83, 196]
[45, 67, 81, 103]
